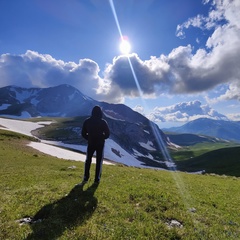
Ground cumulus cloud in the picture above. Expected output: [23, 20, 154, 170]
[0, 50, 103, 99]
[209, 82, 240, 102]
[227, 113, 240, 121]
[146, 100, 228, 123]
[102, 54, 169, 99]
[102, 0, 240, 101]
[133, 105, 144, 114]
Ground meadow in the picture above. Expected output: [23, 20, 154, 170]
[0, 129, 239, 239]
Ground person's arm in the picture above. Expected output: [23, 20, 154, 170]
[81, 121, 88, 140]
[103, 121, 110, 139]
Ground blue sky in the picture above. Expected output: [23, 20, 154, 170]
[0, 0, 240, 127]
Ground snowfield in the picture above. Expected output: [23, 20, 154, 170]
[28, 141, 87, 162]
[0, 117, 50, 136]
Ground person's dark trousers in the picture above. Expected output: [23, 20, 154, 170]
[84, 142, 104, 182]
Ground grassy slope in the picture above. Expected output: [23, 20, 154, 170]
[0, 130, 240, 239]
[170, 141, 240, 177]
[176, 146, 240, 177]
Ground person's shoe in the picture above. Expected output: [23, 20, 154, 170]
[94, 180, 100, 185]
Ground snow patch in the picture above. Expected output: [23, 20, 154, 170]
[13, 88, 39, 103]
[104, 113, 125, 121]
[30, 98, 39, 106]
[133, 149, 153, 160]
[104, 139, 142, 167]
[0, 104, 11, 110]
[139, 141, 156, 151]
[20, 111, 32, 118]
[0, 117, 52, 136]
[28, 141, 87, 161]
[188, 170, 206, 175]
[167, 137, 181, 148]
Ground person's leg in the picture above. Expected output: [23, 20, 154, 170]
[84, 144, 95, 181]
[95, 143, 104, 183]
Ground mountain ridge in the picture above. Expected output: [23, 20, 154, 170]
[165, 118, 240, 143]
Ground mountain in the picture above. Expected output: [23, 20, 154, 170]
[0, 84, 174, 168]
[165, 118, 240, 143]
[0, 84, 97, 117]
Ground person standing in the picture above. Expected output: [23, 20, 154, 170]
[81, 106, 110, 184]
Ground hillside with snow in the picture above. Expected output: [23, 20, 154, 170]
[0, 117, 171, 169]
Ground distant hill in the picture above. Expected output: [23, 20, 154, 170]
[176, 146, 240, 177]
[165, 118, 240, 143]
[165, 133, 227, 146]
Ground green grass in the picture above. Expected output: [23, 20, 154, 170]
[0, 129, 240, 239]
[176, 146, 240, 177]
[170, 141, 240, 177]
[30, 116, 86, 145]
[170, 142, 240, 161]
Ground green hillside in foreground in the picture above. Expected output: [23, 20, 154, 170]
[176, 146, 240, 177]
[0, 130, 240, 239]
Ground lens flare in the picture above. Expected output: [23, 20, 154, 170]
[119, 37, 131, 54]
[109, 0, 195, 223]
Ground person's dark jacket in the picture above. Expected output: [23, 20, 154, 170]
[81, 106, 110, 145]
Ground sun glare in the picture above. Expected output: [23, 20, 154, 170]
[119, 37, 131, 55]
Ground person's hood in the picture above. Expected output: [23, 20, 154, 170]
[91, 106, 102, 118]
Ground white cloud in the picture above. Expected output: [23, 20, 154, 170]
[207, 82, 240, 103]
[176, 0, 228, 38]
[133, 105, 144, 114]
[146, 100, 228, 123]
[227, 113, 240, 121]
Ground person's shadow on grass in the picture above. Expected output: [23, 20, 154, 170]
[25, 183, 98, 240]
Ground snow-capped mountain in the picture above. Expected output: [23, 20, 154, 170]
[0, 84, 97, 117]
[0, 84, 174, 168]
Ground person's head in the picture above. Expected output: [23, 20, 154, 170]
[91, 105, 102, 118]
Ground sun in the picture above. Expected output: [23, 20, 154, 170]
[119, 37, 131, 55]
